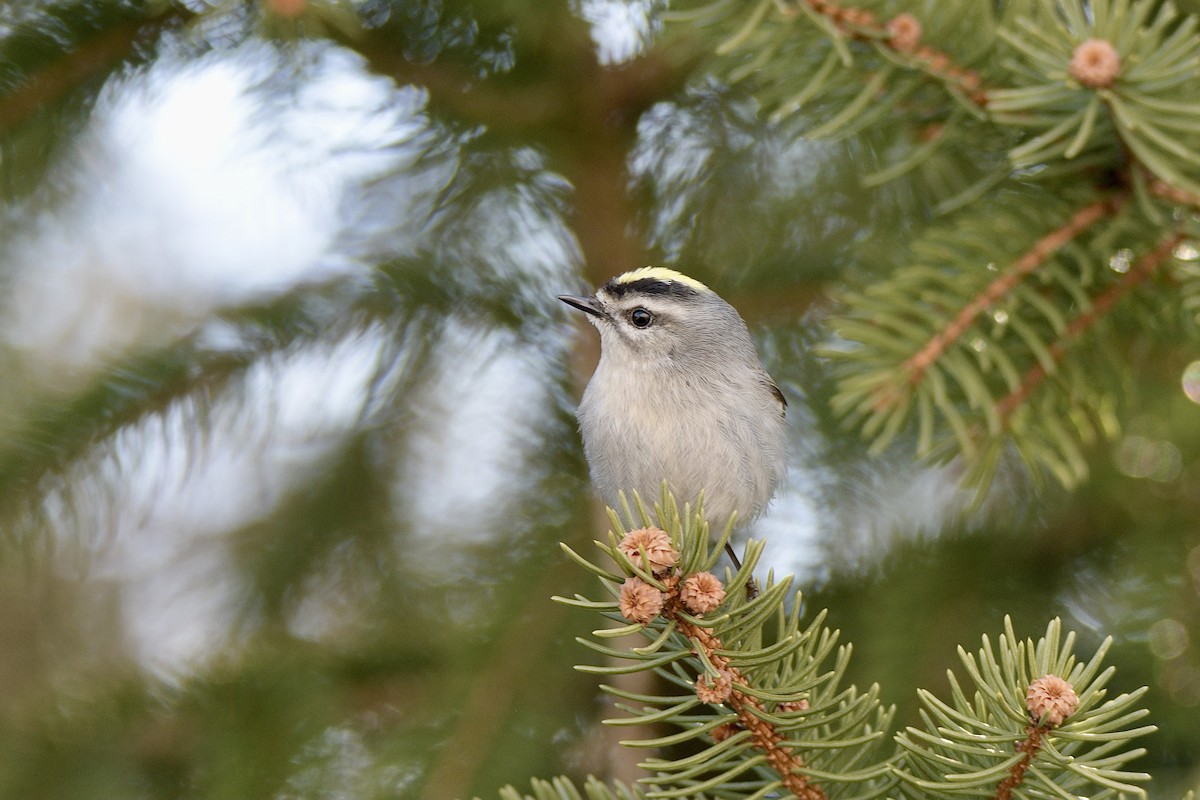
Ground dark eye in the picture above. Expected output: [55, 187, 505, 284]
[629, 307, 654, 328]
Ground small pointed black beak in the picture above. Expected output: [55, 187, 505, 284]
[558, 294, 606, 319]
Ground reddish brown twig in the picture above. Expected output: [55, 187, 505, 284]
[1149, 177, 1200, 209]
[617, 537, 825, 800]
[996, 676, 1080, 800]
[673, 613, 826, 800]
[996, 230, 1185, 423]
[796, 2, 989, 105]
[994, 724, 1049, 800]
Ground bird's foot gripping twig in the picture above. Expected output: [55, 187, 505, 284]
[723, 541, 759, 599]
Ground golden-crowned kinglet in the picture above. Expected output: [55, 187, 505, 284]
[559, 267, 788, 539]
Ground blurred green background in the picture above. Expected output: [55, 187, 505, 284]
[0, 2, 1197, 798]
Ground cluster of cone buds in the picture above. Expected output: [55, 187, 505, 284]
[615, 527, 727, 624]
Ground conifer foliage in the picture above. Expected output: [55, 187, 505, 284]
[502, 493, 1157, 800]
[0, 2, 1195, 799]
[554, 492, 895, 800]
[663, 0, 1200, 490]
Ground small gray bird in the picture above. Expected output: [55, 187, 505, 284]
[559, 267, 788, 552]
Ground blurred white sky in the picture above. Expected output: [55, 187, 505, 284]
[578, 0, 657, 64]
[4, 43, 439, 675]
[4, 44, 401, 381]
[2, 34, 590, 676]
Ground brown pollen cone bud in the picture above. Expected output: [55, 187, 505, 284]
[680, 572, 726, 614]
[1026, 674, 1079, 726]
[1069, 39, 1120, 88]
[618, 577, 664, 624]
[887, 13, 922, 53]
[696, 670, 734, 704]
[618, 527, 679, 574]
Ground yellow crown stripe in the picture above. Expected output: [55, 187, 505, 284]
[613, 266, 711, 293]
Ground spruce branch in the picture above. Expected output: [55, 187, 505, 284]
[667, 0, 1200, 197]
[554, 489, 894, 800]
[995, 230, 1187, 425]
[771, 2, 993, 109]
[990, 0, 1200, 195]
[801, 3, 989, 108]
[993, 723, 1048, 800]
[659, 587, 825, 800]
[894, 617, 1154, 800]
[663, 1, 997, 132]
[897, 195, 1125, 406]
[542, 495, 1161, 800]
[821, 187, 1181, 489]
[994, 676, 1082, 799]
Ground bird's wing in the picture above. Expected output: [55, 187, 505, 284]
[766, 380, 787, 416]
